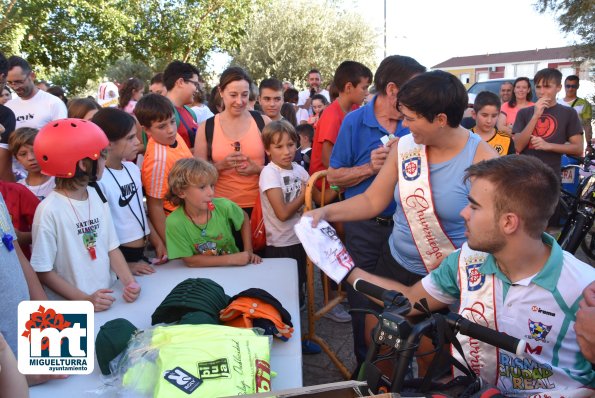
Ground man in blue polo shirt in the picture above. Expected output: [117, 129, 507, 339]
[327, 55, 426, 367]
[335, 155, 595, 397]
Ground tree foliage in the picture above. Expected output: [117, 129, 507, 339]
[536, 0, 595, 60]
[230, 0, 378, 87]
[122, 0, 265, 72]
[0, 0, 132, 93]
[0, 0, 265, 94]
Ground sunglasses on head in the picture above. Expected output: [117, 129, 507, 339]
[565, 84, 578, 89]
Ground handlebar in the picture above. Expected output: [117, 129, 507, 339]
[353, 278, 525, 355]
[445, 313, 525, 355]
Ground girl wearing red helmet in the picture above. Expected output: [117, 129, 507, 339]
[30, 118, 141, 311]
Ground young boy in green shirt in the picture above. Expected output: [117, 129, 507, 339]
[165, 158, 261, 267]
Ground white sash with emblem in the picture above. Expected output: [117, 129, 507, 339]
[397, 134, 455, 272]
[454, 243, 498, 384]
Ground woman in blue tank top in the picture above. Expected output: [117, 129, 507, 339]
[306, 70, 497, 282]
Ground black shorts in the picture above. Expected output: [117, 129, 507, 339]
[119, 245, 146, 263]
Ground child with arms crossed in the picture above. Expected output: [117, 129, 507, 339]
[30, 119, 140, 311]
[165, 158, 261, 267]
[94, 108, 167, 275]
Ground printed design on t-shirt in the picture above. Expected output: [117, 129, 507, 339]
[282, 176, 302, 203]
[193, 234, 229, 256]
[118, 181, 137, 207]
[532, 114, 557, 140]
[254, 359, 271, 392]
[163, 366, 202, 393]
[77, 218, 100, 252]
[499, 352, 555, 392]
[196, 358, 230, 379]
[15, 113, 34, 123]
[527, 319, 552, 342]
[493, 144, 503, 154]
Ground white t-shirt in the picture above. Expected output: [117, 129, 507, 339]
[30, 188, 119, 299]
[259, 162, 309, 247]
[18, 176, 55, 201]
[296, 108, 309, 124]
[191, 104, 214, 124]
[6, 89, 67, 129]
[422, 236, 595, 397]
[98, 162, 150, 245]
[297, 89, 330, 107]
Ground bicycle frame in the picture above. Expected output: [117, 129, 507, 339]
[558, 151, 595, 254]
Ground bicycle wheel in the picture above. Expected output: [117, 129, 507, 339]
[580, 230, 595, 261]
[558, 212, 592, 254]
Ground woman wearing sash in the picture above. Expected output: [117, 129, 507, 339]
[306, 70, 497, 373]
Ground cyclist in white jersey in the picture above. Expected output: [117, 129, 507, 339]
[312, 155, 595, 397]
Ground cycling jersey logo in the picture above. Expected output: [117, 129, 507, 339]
[531, 306, 556, 317]
[528, 319, 552, 342]
[465, 263, 485, 291]
[402, 156, 421, 181]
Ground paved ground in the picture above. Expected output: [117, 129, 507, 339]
[300, 273, 357, 386]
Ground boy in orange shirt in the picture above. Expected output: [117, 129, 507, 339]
[134, 94, 193, 249]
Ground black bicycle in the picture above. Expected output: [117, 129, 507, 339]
[352, 279, 525, 397]
[558, 148, 595, 258]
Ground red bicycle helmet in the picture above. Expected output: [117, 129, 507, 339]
[34, 118, 108, 178]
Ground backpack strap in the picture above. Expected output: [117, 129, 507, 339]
[206, 111, 265, 163]
[89, 182, 107, 203]
[205, 116, 215, 162]
[249, 110, 265, 132]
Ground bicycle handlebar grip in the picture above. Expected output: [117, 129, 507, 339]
[353, 278, 389, 301]
[455, 316, 526, 356]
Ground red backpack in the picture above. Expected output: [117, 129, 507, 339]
[250, 192, 266, 251]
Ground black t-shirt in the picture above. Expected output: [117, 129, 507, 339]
[0, 105, 16, 145]
[513, 104, 583, 173]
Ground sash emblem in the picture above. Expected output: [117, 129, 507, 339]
[401, 151, 421, 181]
[465, 263, 485, 291]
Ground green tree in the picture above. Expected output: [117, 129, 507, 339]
[230, 0, 378, 87]
[0, 0, 132, 94]
[0, 0, 264, 94]
[124, 0, 266, 72]
[105, 57, 154, 86]
[536, 0, 595, 59]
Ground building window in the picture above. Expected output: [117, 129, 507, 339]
[460, 73, 470, 84]
[515, 63, 537, 77]
[476, 72, 489, 82]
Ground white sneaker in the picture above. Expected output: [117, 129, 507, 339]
[323, 304, 352, 323]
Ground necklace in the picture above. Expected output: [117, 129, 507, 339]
[184, 207, 210, 237]
[27, 175, 49, 199]
[105, 163, 147, 243]
[63, 189, 97, 260]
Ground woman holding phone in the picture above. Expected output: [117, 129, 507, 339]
[194, 67, 271, 215]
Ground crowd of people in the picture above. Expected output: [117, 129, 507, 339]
[0, 49, 593, 397]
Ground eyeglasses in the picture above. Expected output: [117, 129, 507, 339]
[565, 84, 578, 89]
[6, 72, 31, 87]
[185, 79, 200, 90]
